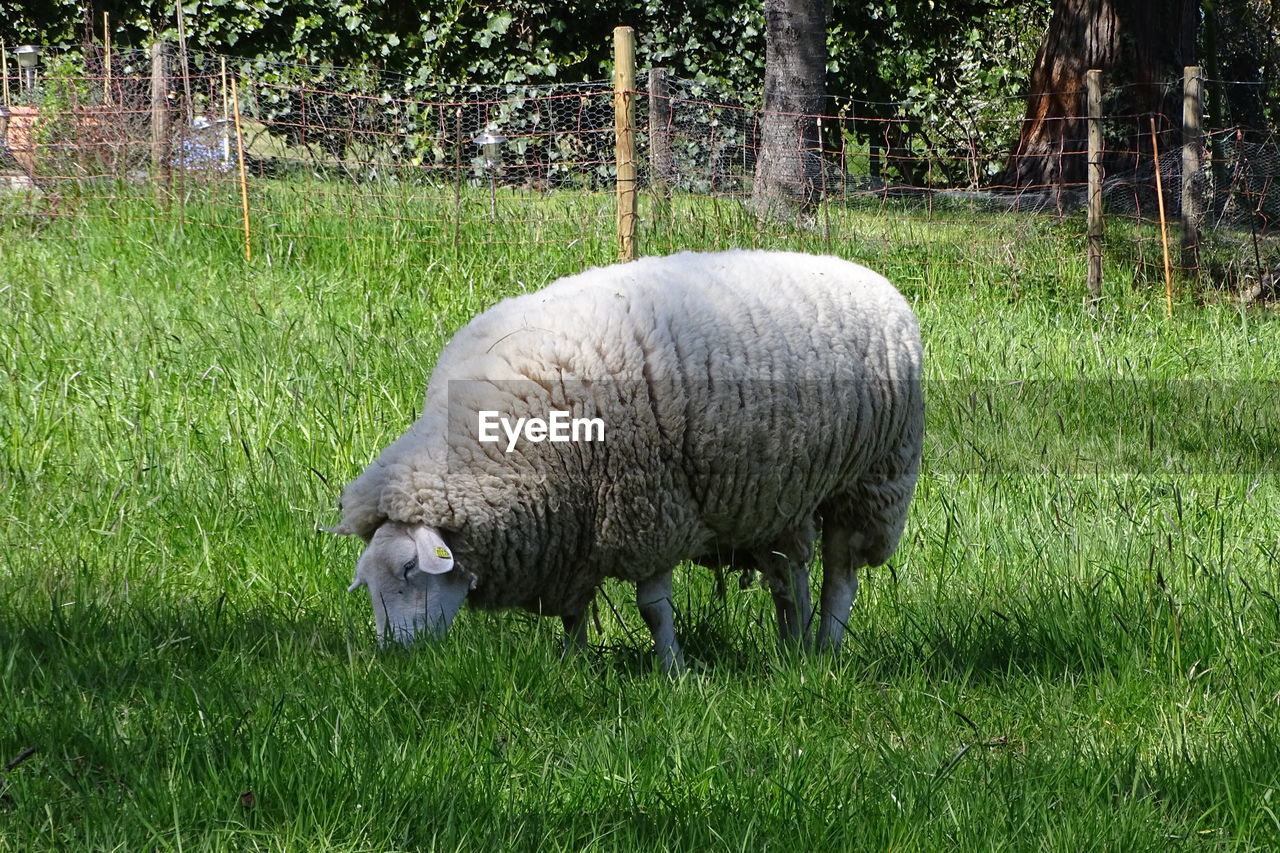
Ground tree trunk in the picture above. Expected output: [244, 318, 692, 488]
[751, 0, 828, 219]
[1000, 0, 1198, 192]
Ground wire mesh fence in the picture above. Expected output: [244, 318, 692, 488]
[1, 45, 1277, 299]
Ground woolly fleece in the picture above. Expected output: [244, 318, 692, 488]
[333, 249, 923, 622]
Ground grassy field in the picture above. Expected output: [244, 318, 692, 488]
[2, 184, 1279, 851]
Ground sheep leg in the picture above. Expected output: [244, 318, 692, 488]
[767, 563, 813, 647]
[560, 610, 588, 658]
[636, 572, 685, 675]
[759, 526, 817, 647]
[817, 529, 864, 651]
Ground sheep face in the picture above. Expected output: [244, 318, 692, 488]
[347, 522, 469, 644]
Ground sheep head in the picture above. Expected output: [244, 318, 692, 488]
[343, 521, 469, 644]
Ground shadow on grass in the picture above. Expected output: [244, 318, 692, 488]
[0, 591, 366, 691]
[620, 569, 1277, 685]
[2, 562, 1270, 693]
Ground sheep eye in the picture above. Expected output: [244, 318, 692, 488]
[401, 558, 417, 580]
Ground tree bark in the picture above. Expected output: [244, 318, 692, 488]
[1000, 0, 1198, 192]
[751, 0, 828, 219]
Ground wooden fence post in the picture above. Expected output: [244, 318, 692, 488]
[1181, 65, 1203, 279]
[1086, 69, 1103, 302]
[614, 26, 637, 262]
[648, 67, 673, 194]
[150, 41, 170, 184]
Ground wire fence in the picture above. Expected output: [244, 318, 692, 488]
[2, 45, 1278, 298]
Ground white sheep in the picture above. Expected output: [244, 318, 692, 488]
[329, 250, 923, 671]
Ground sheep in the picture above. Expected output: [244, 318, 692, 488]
[329, 249, 923, 672]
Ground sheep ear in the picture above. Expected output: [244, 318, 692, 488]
[409, 525, 455, 575]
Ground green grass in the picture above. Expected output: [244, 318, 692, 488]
[2, 183, 1279, 851]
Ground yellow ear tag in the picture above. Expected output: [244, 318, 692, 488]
[435, 546, 451, 560]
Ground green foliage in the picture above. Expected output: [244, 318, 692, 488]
[824, 3, 1048, 184]
[0, 0, 82, 44]
[1, 2, 1062, 196]
[13, 52, 100, 180]
[2, 2, 1042, 109]
[1205, 0, 1280, 128]
[0, 2, 1061, 193]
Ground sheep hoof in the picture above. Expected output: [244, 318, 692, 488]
[660, 648, 687, 677]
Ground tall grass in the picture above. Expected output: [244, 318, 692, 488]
[1, 186, 1278, 851]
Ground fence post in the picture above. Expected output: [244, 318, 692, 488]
[150, 41, 170, 184]
[102, 13, 112, 105]
[230, 78, 252, 262]
[1150, 117, 1175, 318]
[1086, 69, 1103, 302]
[219, 57, 231, 167]
[1181, 65, 1203, 279]
[614, 26, 637, 262]
[649, 67, 673, 194]
[175, 0, 193, 127]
